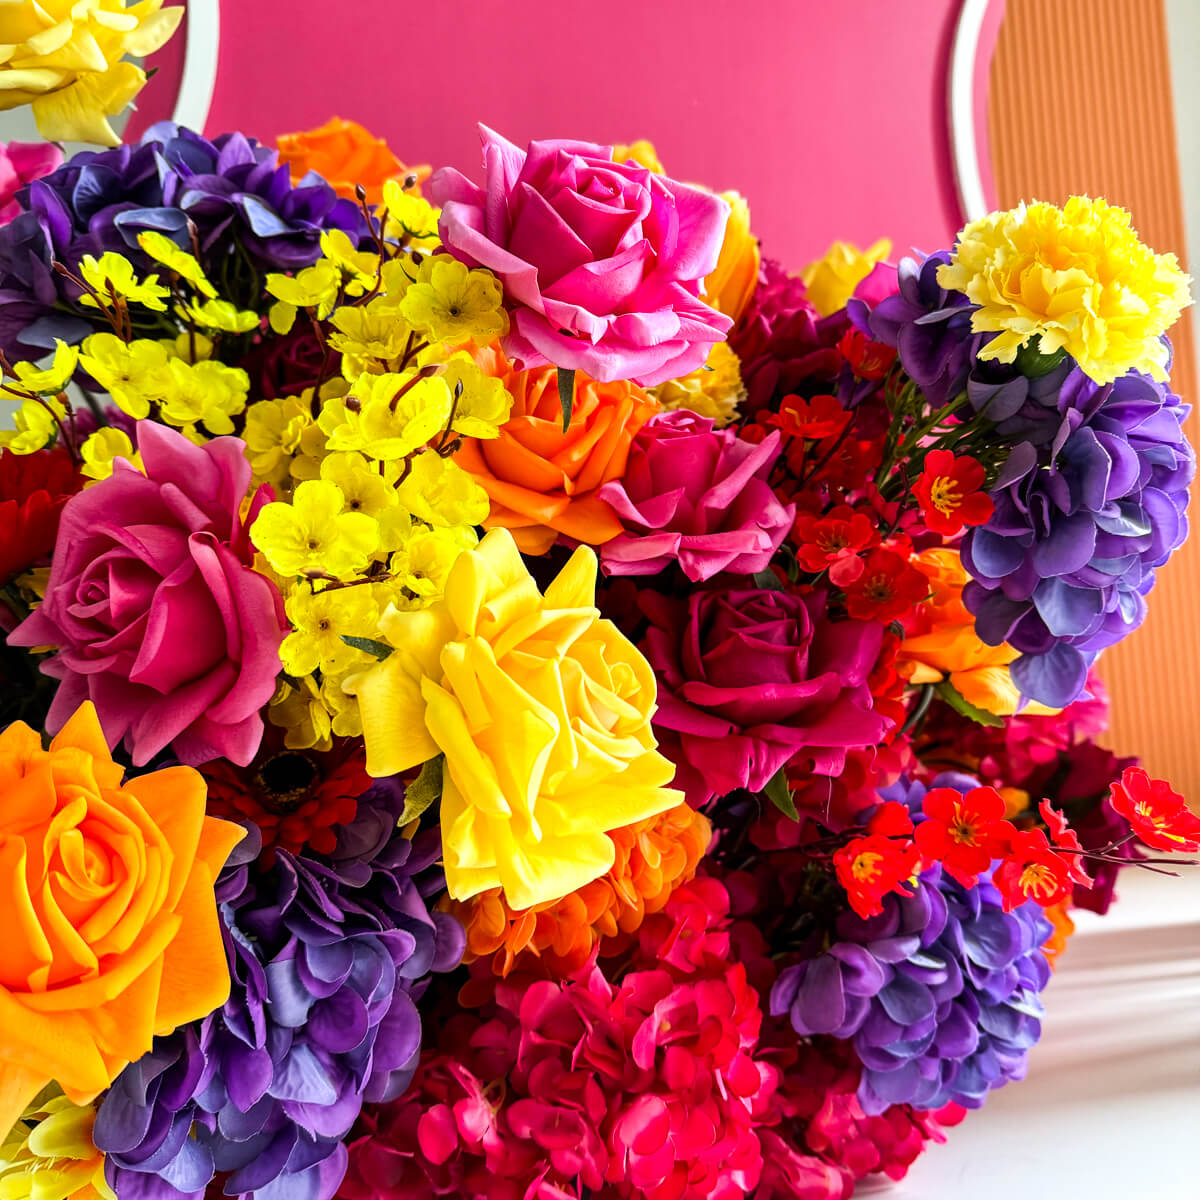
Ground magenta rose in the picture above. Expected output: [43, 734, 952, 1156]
[9, 422, 286, 767]
[640, 587, 891, 807]
[598, 410, 794, 582]
[431, 125, 733, 386]
[0, 141, 61, 223]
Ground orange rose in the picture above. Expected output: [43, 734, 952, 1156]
[0, 702, 244, 1138]
[458, 345, 660, 553]
[276, 117, 429, 203]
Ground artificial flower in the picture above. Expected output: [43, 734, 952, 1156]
[0, 446, 79, 585]
[0, 702, 243, 1137]
[844, 548, 928, 622]
[834, 835, 920, 919]
[78, 427, 137, 483]
[801, 238, 892, 317]
[598, 410, 794, 581]
[433, 125, 732, 386]
[0, 141, 61, 223]
[398, 256, 507, 344]
[0, 1086, 112, 1200]
[77, 335, 171, 420]
[704, 191, 760, 322]
[993, 830, 1074, 911]
[914, 786, 1011, 887]
[1108, 766, 1200, 852]
[277, 116, 428, 202]
[791, 506, 880, 586]
[9, 423, 287, 767]
[938, 196, 1192, 384]
[457, 344, 658, 553]
[250, 478, 380, 578]
[649, 340, 747, 427]
[347, 528, 680, 909]
[0, 0, 183, 146]
[76, 252, 169, 312]
[914, 449, 993, 536]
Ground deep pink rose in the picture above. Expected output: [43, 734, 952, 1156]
[10, 422, 286, 766]
[0, 141, 61, 223]
[431, 126, 733, 386]
[598, 410, 794, 582]
[641, 587, 890, 807]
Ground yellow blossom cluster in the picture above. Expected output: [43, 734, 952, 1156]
[245, 187, 513, 751]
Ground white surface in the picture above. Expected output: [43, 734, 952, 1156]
[948, 0, 991, 222]
[897, 868, 1200, 1199]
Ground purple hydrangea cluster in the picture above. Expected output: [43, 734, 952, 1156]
[0, 122, 367, 356]
[93, 796, 464, 1200]
[769, 862, 1053, 1116]
[850, 251, 1194, 709]
[962, 366, 1193, 707]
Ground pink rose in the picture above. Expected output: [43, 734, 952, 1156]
[640, 587, 891, 807]
[598, 410, 795, 582]
[432, 126, 733, 386]
[10, 422, 286, 766]
[0, 141, 61, 223]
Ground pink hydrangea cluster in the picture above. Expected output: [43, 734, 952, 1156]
[340, 878, 780, 1200]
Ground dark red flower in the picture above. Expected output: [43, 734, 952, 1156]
[203, 734, 370, 862]
[994, 829, 1074, 911]
[791, 506, 879, 586]
[0, 447, 81, 585]
[837, 329, 897, 380]
[913, 450, 993, 536]
[843, 549, 927, 622]
[1108, 766, 1200, 852]
[834, 834, 920, 919]
[915, 786, 1012, 887]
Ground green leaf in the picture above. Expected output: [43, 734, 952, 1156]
[557, 367, 576, 432]
[934, 680, 1004, 727]
[751, 568, 784, 591]
[341, 634, 393, 660]
[399, 755, 443, 825]
[764, 768, 798, 820]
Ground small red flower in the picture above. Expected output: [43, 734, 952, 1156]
[844, 548, 928, 622]
[1038, 800, 1094, 886]
[994, 829, 1074, 911]
[834, 834, 920, 919]
[867, 800, 915, 838]
[1109, 766, 1200, 852]
[914, 450, 994, 537]
[791, 505, 880, 585]
[837, 329, 897, 380]
[769, 393, 851, 441]
[915, 786, 1011, 887]
[0, 447, 81, 585]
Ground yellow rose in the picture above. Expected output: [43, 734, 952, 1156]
[348, 528, 680, 909]
[0, 0, 183, 146]
[801, 238, 892, 317]
[704, 191, 760, 322]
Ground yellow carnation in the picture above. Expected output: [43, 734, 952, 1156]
[0, 0, 182, 146]
[346, 528, 681, 909]
[651, 341, 746, 427]
[801, 238, 891, 317]
[937, 196, 1192, 384]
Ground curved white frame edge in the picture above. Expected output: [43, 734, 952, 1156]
[171, 0, 220, 133]
[949, 0, 991, 222]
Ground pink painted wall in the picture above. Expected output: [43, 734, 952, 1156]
[131, 0, 968, 270]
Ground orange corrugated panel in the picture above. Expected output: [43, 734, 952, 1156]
[989, 0, 1199, 799]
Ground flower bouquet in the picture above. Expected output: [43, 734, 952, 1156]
[0, 26, 1198, 1199]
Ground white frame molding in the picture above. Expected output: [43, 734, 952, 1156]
[949, 0, 992, 222]
[171, 0, 220, 133]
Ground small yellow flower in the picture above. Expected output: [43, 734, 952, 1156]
[395, 527, 467, 600]
[251, 479, 380, 578]
[399, 258, 508, 344]
[328, 301, 417, 379]
[244, 396, 314, 488]
[78, 253, 169, 312]
[396, 450, 489, 528]
[320, 230, 381, 296]
[0, 396, 63, 454]
[268, 675, 333, 751]
[439, 356, 513, 439]
[328, 373, 453, 461]
[279, 584, 377, 678]
[8, 340, 78, 396]
[801, 238, 891, 317]
[380, 181, 440, 243]
[0, 0, 183, 146]
[136, 231, 216, 298]
[80, 428, 139, 484]
[0, 1084, 115, 1200]
[183, 299, 260, 334]
[321, 670, 364, 738]
[266, 262, 341, 334]
[651, 341, 746, 427]
[938, 196, 1193, 384]
[156, 359, 249, 436]
[319, 451, 399, 520]
[79, 334, 171, 419]
[163, 331, 216, 363]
